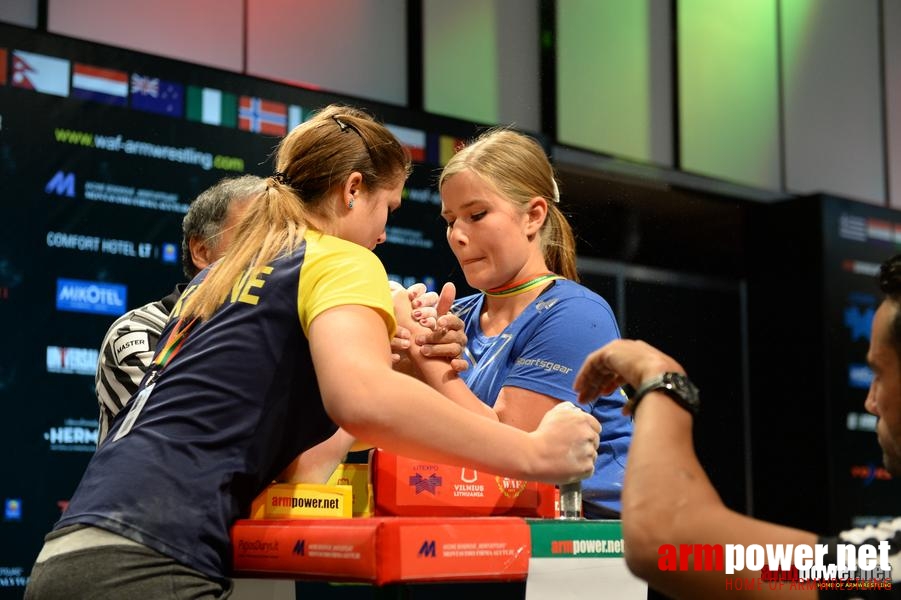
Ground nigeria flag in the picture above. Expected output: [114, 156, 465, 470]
[186, 86, 237, 127]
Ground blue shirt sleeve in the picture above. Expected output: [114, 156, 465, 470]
[503, 295, 621, 404]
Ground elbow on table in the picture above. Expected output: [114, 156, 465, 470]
[622, 511, 664, 582]
[621, 490, 681, 582]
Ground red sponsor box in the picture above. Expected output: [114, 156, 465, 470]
[230, 517, 530, 584]
[371, 449, 556, 518]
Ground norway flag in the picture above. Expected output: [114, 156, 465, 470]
[238, 96, 287, 136]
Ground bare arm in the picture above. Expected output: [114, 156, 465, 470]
[493, 387, 561, 431]
[575, 340, 818, 599]
[289, 283, 471, 484]
[277, 428, 368, 484]
[307, 302, 600, 484]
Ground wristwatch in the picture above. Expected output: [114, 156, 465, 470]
[623, 372, 700, 417]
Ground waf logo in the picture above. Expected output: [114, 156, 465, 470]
[495, 476, 527, 499]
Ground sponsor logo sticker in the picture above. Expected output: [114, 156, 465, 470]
[46, 346, 98, 375]
[56, 278, 126, 316]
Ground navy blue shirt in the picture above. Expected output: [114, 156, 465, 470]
[56, 233, 395, 579]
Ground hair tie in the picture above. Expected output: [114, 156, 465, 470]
[551, 179, 561, 204]
[273, 171, 291, 186]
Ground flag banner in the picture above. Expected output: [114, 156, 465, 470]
[387, 124, 426, 162]
[72, 62, 128, 106]
[427, 133, 466, 166]
[11, 50, 70, 97]
[130, 73, 184, 117]
[239, 96, 287, 136]
[288, 104, 305, 131]
[186, 85, 237, 127]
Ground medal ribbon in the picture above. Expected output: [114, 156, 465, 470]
[483, 273, 563, 298]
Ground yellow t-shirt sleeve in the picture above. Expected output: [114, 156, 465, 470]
[297, 233, 397, 338]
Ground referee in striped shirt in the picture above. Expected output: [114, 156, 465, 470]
[94, 175, 264, 444]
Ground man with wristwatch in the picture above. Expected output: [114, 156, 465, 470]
[573, 254, 901, 599]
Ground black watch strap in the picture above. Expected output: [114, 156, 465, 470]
[623, 372, 700, 417]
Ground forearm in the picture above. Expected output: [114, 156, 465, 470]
[278, 428, 358, 484]
[415, 357, 498, 420]
[625, 395, 818, 599]
[327, 367, 537, 480]
[624, 393, 722, 555]
[310, 305, 594, 485]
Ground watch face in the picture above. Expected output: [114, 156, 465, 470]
[628, 372, 701, 417]
[661, 373, 700, 413]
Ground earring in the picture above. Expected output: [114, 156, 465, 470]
[348, 199, 354, 209]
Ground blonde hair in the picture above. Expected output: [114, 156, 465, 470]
[180, 104, 411, 321]
[438, 128, 578, 282]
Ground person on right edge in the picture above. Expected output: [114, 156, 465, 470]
[572, 254, 901, 598]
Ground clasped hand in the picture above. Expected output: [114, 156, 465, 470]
[390, 281, 468, 372]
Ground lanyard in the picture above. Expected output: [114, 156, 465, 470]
[153, 317, 198, 370]
[111, 317, 197, 443]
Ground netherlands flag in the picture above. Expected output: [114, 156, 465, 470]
[238, 96, 287, 136]
[72, 63, 128, 106]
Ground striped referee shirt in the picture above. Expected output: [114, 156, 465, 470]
[94, 285, 184, 445]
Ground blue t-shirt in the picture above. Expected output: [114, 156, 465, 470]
[55, 233, 396, 580]
[454, 279, 632, 516]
